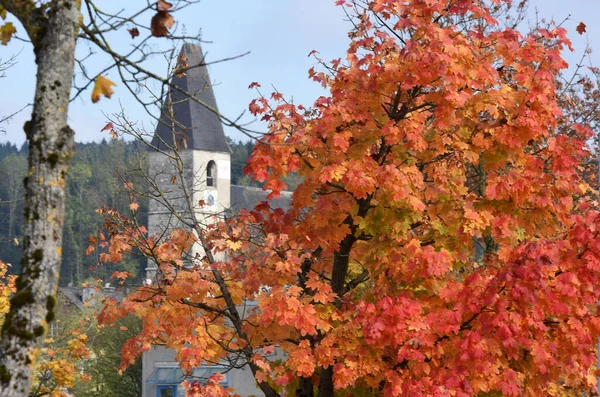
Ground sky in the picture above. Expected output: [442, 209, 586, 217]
[0, 0, 599, 145]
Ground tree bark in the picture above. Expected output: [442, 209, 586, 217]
[297, 376, 315, 397]
[0, 0, 80, 395]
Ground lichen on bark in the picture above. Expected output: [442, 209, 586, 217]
[0, 1, 80, 395]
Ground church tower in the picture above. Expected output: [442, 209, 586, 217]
[146, 42, 231, 282]
[142, 44, 276, 397]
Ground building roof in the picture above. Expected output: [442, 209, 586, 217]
[151, 43, 231, 153]
[230, 185, 292, 213]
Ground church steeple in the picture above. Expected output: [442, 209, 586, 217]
[152, 43, 231, 153]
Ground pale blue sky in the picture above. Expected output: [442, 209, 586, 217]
[0, 0, 597, 145]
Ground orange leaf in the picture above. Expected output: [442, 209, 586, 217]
[130, 202, 139, 211]
[91, 76, 116, 103]
[111, 271, 132, 280]
[175, 53, 189, 78]
[157, 0, 173, 11]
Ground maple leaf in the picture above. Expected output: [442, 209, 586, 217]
[576, 22, 587, 35]
[111, 271, 132, 280]
[156, 0, 172, 11]
[101, 122, 118, 138]
[150, 1, 174, 38]
[248, 82, 261, 89]
[91, 76, 116, 103]
[0, 22, 16, 45]
[226, 240, 242, 250]
[96, 1, 600, 396]
[127, 27, 140, 38]
[174, 52, 188, 78]
[129, 202, 139, 211]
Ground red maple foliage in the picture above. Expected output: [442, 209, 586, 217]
[95, 1, 600, 396]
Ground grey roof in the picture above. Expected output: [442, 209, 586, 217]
[57, 287, 85, 310]
[230, 185, 292, 213]
[152, 43, 231, 153]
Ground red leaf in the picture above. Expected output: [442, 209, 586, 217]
[576, 22, 586, 35]
[151, 10, 174, 37]
[248, 82, 261, 89]
[127, 27, 140, 38]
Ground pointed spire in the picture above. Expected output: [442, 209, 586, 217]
[152, 43, 231, 153]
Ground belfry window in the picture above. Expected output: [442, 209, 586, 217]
[207, 161, 217, 187]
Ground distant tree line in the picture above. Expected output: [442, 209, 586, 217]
[0, 137, 277, 285]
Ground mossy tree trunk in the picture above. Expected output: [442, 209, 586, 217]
[0, 0, 79, 395]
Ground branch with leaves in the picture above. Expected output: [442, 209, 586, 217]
[95, 1, 600, 396]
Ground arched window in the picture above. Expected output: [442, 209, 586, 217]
[207, 161, 217, 187]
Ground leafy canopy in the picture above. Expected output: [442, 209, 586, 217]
[97, 0, 600, 396]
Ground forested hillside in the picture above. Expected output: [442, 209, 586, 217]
[0, 137, 258, 284]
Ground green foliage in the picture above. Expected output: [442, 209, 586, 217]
[228, 136, 255, 185]
[30, 291, 142, 397]
[0, 153, 27, 267]
[73, 315, 142, 397]
[0, 139, 146, 284]
[0, 137, 283, 284]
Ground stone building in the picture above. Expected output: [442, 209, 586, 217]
[143, 43, 290, 397]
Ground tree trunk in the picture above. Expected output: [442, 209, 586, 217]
[0, 0, 79, 395]
[297, 376, 315, 397]
[318, 367, 334, 397]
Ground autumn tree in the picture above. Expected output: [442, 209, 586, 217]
[0, 0, 251, 395]
[96, 1, 600, 396]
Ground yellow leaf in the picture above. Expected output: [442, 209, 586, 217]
[0, 23, 16, 45]
[91, 76, 116, 103]
[227, 240, 242, 250]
